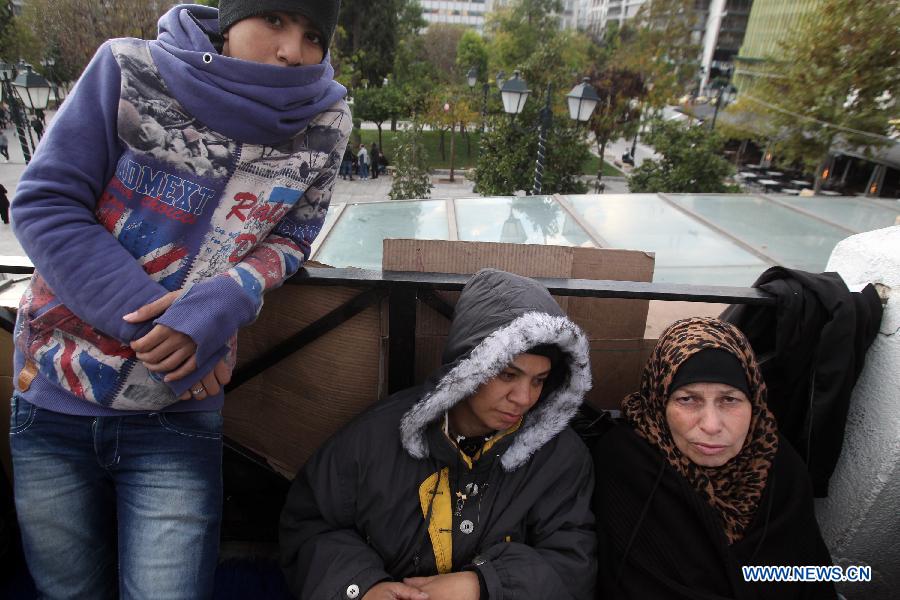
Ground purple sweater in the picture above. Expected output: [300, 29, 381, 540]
[11, 5, 350, 415]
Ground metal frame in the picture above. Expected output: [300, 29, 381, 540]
[284, 267, 775, 394]
[0, 265, 776, 395]
[0, 264, 776, 474]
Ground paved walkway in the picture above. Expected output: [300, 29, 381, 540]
[337, 173, 478, 203]
[598, 136, 660, 172]
[335, 171, 628, 203]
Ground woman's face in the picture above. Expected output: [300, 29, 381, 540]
[665, 382, 752, 467]
[450, 353, 551, 437]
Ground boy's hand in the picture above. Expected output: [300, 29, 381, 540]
[362, 582, 429, 600]
[125, 290, 196, 381]
[122, 290, 181, 324]
[177, 359, 233, 401]
[131, 325, 197, 381]
[403, 573, 479, 600]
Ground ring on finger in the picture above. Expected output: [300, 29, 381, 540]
[191, 384, 205, 396]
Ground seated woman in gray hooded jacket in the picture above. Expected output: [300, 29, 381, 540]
[280, 268, 596, 600]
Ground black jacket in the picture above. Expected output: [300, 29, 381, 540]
[280, 269, 597, 599]
[593, 421, 837, 600]
[721, 267, 883, 496]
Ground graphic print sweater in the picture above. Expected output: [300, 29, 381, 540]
[11, 5, 351, 415]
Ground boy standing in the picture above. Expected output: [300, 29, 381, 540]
[10, 2, 350, 598]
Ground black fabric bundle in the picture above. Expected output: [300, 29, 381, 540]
[721, 267, 883, 497]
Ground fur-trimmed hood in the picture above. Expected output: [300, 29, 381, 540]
[400, 268, 592, 471]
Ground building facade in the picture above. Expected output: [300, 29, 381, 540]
[581, 0, 752, 95]
[420, 0, 494, 31]
[698, 0, 754, 92]
[420, 0, 585, 32]
[582, 0, 649, 34]
[558, 0, 584, 30]
[733, 0, 824, 94]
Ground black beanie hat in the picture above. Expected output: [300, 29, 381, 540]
[218, 0, 341, 52]
[668, 348, 751, 398]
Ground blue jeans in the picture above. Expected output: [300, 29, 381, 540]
[359, 161, 369, 179]
[10, 395, 223, 600]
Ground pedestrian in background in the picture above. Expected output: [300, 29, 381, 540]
[370, 142, 380, 179]
[0, 133, 8, 161]
[357, 142, 369, 180]
[30, 117, 44, 140]
[340, 145, 355, 180]
[376, 146, 388, 176]
[0, 184, 8, 224]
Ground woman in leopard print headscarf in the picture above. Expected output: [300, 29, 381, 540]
[623, 317, 779, 544]
[592, 317, 837, 599]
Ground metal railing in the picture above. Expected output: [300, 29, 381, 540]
[0, 264, 776, 395]
[245, 267, 775, 394]
[0, 264, 777, 475]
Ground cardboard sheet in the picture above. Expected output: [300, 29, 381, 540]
[223, 280, 386, 476]
[383, 239, 655, 410]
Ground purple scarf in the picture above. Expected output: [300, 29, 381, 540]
[150, 4, 346, 146]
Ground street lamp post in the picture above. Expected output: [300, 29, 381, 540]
[530, 78, 600, 196]
[0, 62, 37, 164]
[566, 77, 600, 123]
[710, 83, 736, 131]
[466, 67, 478, 90]
[467, 67, 491, 133]
[499, 70, 530, 118]
[710, 66, 736, 131]
[14, 65, 52, 143]
[630, 129, 639, 164]
[532, 82, 553, 196]
[498, 71, 599, 196]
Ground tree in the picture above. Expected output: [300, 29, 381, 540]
[422, 24, 466, 85]
[472, 107, 590, 196]
[423, 87, 478, 182]
[588, 68, 645, 181]
[15, 0, 170, 78]
[353, 84, 405, 147]
[392, 11, 434, 119]
[456, 29, 489, 84]
[486, 0, 564, 74]
[628, 120, 735, 193]
[389, 121, 433, 200]
[0, 0, 16, 60]
[474, 0, 591, 196]
[337, 0, 423, 86]
[754, 0, 899, 192]
[613, 0, 700, 110]
[716, 97, 774, 167]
